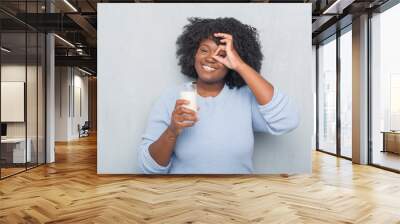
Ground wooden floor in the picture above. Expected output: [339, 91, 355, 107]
[1, 135, 400, 223]
[373, 150, 400, 171]
[0, 167, 26, 178]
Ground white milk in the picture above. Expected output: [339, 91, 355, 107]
[180, 91, 197, 112]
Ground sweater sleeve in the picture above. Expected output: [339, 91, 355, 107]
[250, 87, 300, 135]
[138, 91, 174, 174]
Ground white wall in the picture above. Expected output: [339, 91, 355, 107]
[55, 67, 69, 141]
[1, 63, 46, 164]
[98, 3, 313, 174]
[1, 65, 41, 138]
[55, 67, 89, 141]
[312, 45, 317, 151]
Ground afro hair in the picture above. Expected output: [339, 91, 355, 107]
[176, 17, 263, 89]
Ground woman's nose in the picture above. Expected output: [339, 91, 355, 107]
[205, 54, 216, 63]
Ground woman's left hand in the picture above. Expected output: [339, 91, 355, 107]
[212, 33, 246, 71]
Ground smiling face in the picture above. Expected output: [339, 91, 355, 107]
[194, 38, 229, 84]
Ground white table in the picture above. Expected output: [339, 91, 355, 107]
[1, 138, 31, 163]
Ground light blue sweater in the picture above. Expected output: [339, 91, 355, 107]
[138, 82, 299, 174]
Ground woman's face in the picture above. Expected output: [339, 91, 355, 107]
[194, 38, 229, 84]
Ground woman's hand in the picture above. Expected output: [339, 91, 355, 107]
[212, 33, 246, 71]
[167, 99, 198, 137]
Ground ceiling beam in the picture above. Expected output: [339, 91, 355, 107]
[55, 55, 96, 69]
[67, 13, 97, 40]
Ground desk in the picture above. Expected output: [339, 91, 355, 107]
[381, 131, 400, 154]
[1, 138, 31, 163]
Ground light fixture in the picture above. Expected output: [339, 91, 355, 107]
[78, 67, 93, 76]
[54, 34, 75, 48]
[76, 48, 84, 55]
[322, 0, 354, 15]
[1, 47, 11, 53]
[63, 0, 78, 12]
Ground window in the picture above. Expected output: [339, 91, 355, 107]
[0, 1, 47, 179]
[371, 3, 400, 171]
[340, 28, 352, 158]
[318, 37, 337, 154]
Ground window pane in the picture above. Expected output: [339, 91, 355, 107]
[340, 29, 352, 158]
[38, 32, 46, 165]
[1, 31, 28, 178]
[318, 37, 337, 154]
[27, 31, 38, 169]
[371, 3, 400, 171]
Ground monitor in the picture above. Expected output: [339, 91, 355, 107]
[1, 123, 7, 137]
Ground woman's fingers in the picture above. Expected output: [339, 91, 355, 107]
[172, 99, 199, 131]
[175, 112, 197, 122]
[212, 55, 224, 64]
[219, 38, 231, 45]
[175, 99, 189, 109]
[214, 33, 233, 50]
[212, 46, 229, 65]
[175, 116, 197, 128]
[214, 45, 227, 56]
[170, 100, 198, 134]
[182, 106, 197, 114]
[182, 113, 198, 122]
[214, 44, 228, 56]
[219, 39, 233, 50]
[214, 33, 232, 39]
[174, 106, 197, 123]
[176, 106, 196, 116]
[214, 33, 232, 43]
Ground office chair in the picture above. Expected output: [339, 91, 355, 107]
[79, 121, 90, 138]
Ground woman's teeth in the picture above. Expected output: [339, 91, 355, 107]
[202, 65, 216, 72]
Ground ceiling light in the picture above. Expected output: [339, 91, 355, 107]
[322, 0, 355, 15]
[63, 0, 78, 12]
[1, 47, 11, 53]
[54, 34, 75, 48]
[78, 67, 93, 76]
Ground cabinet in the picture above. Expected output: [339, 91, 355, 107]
[382, 131, 400, 154]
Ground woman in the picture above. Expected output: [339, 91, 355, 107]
[138, 17, 299, 174]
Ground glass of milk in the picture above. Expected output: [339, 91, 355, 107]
[180, 82, 197, 112]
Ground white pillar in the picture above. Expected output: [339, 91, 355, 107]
[46, 1, 55, 163]
[352, 14, 369, 164]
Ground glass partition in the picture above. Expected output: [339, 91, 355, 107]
[371, 3, 400, 171]
[317, 36, 337, 155]
[339, 28, 352, 158]
[0, 1, 46, 179]
[1, 31, 28, 177]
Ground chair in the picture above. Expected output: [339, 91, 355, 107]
[79, 121, 90, 138]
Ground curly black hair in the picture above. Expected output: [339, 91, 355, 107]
[176, 17, 263, 89]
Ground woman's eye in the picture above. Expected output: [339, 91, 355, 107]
[219, 50, 227, 57]
[200, 49, 207, 53]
